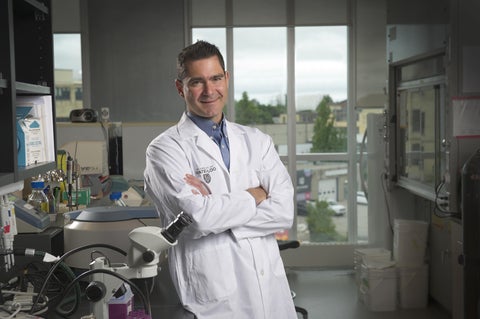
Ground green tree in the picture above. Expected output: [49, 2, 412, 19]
[306, 200, 346, 242]
[236, 92, 259, 125]
[235, 91, 286, 125]
[310, 95, 347, 152]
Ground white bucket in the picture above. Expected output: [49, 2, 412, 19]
[359, 264, 397, 312]
[397, 264, 429, 309]
[393, 219, 429, 266]
[354, 248, 391, 288]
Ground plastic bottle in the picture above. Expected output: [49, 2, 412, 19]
[109, 192, 126, 207]
[44, 185, 57, 214]
[27, 181, 49, 213]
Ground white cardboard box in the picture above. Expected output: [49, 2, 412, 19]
[16, 106, 45, 166]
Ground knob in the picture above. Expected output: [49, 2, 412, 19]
[143, 250, 155, 263]
[85, 281, 106, 302]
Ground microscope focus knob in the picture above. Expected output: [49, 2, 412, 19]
[143, 250, 155, 263]
[85, 281, 106, 302]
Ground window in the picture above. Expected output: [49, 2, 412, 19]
[53, 34, 83, 119]
[55, 87, 70, 100]
[189, 0, 390, 266]
[192, 26, 360, 245]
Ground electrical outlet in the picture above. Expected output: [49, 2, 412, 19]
[101, 107, 110, 121]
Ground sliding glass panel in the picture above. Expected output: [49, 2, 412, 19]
[295, 26, 348, 154]
[233, 28, 287, 131]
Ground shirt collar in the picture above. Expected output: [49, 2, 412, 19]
[187, 112, 227, 137]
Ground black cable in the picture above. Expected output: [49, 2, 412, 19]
[54, 260, 82, 316]
[60, 268, 150, 317]
[30, 243, 127, 314]
[12, 249, 82, 316]
[380, 172, 394, 234]
[140, 278, 152, 315]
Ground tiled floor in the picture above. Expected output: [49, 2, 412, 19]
[287, 268, 451, 319]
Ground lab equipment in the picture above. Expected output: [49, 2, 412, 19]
[0, 195, 17, 272]
[45, 185, 56, 214]
[14, 199, 51, 233]
[63, 206, 160, 269]
[85, 211, 192, 319]
[61, 141, 109, 177]
[67, 154, 74, 208]
[27, 180, 49, 214]
[108, 122, 123, 175]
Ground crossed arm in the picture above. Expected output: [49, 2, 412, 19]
[184, 173, 267, 205]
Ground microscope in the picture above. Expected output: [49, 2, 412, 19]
[84, 212, 192, 319]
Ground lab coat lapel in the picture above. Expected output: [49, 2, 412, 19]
[225, 122, 245, 174]
[177, 113, 228, 171]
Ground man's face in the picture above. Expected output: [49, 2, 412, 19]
[176, 56, 229, 124]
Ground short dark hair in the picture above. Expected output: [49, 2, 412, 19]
[176, 40, 226, 81]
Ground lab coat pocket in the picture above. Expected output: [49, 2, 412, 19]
[188, 244, 237, 303]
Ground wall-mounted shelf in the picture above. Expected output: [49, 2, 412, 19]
[16, 82, 51, 95]
[0, 0, 56, 189]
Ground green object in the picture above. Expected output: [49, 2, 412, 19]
[62, 188, 91, 206]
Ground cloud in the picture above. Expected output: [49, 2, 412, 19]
[53, 34, 82, 78]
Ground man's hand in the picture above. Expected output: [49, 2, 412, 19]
[246, 186, 268, 206]
[185, 174, 210, 196]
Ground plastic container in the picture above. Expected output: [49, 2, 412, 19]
[44, 185, 56, 214]
[27, 181, 49, 213]
[109, 191, 126, 207]
[108, 284, 134, 318]
[397, 264, 429, 309]
[354, 248, 391, 287]
[359, 263, 397, 312]
[393, 219, 429, 266]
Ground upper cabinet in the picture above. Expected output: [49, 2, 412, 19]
[0, 0, 56, 190]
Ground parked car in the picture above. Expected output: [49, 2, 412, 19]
[327, 200, 347, 216]
[357, 191, 368, 205]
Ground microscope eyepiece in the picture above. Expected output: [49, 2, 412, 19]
[161, 212, 193, 243]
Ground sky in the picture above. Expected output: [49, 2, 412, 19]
[54, 26, 347, 110]
[53, 34, 83, 80]
[193, 26, 348, 109]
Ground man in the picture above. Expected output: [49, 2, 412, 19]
[144, 41, 297, 318]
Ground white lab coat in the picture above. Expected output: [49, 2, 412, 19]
[144, 112, 297, 319]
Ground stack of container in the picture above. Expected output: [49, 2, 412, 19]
[354, 248, 392, 288]
[355, 247, 397, 311]
[393, 219, 429, 309]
